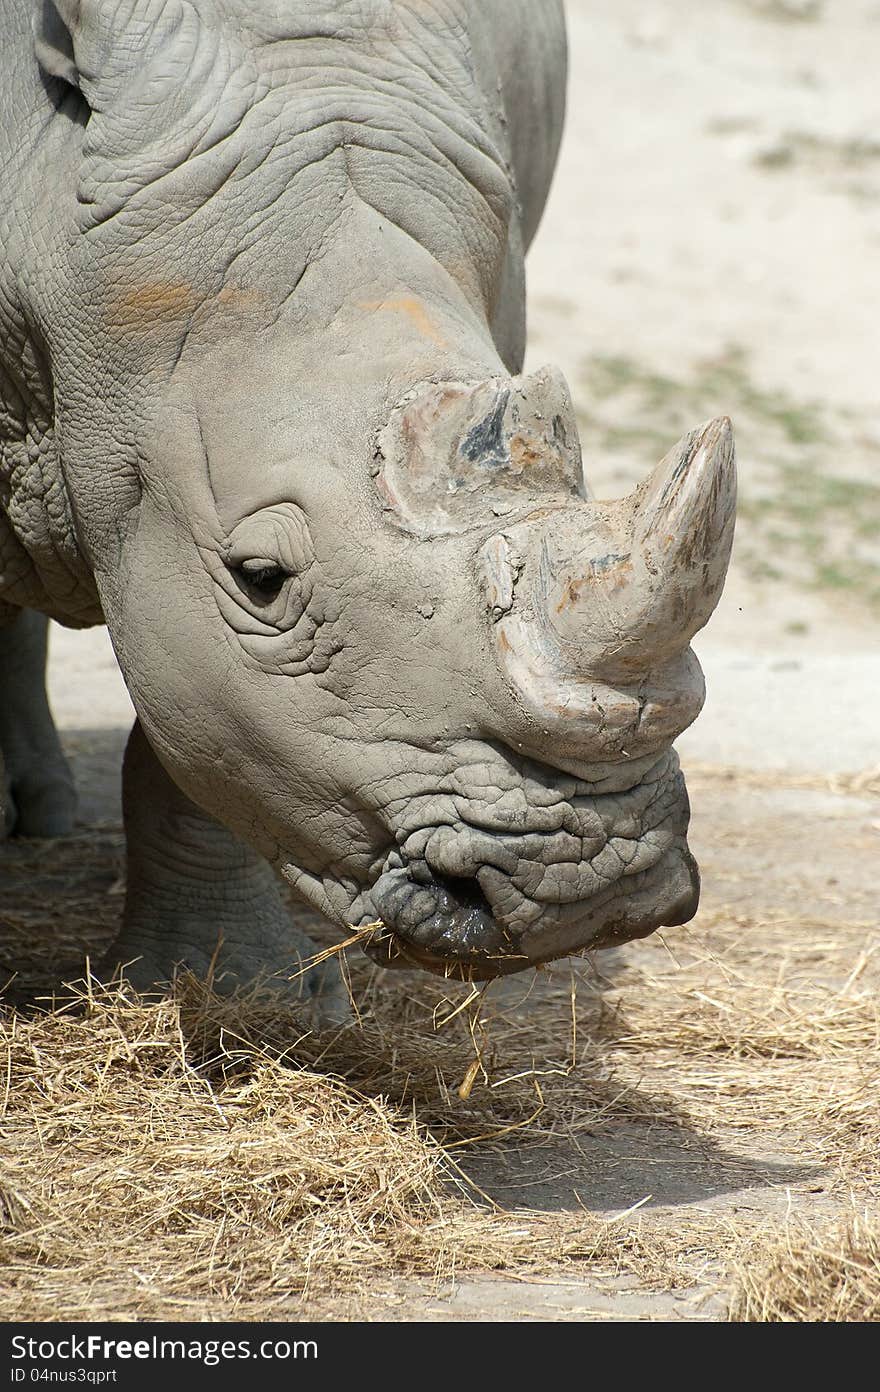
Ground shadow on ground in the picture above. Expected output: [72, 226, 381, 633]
[458, 1127, 819, 1216]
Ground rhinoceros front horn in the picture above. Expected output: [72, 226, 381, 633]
[625, 415, 737, 662]
[479, 417, 736, 760]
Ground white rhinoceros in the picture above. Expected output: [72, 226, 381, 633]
[0, 0, 735, 1007]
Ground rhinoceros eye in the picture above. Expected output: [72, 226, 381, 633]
[235, 558, 288, 600]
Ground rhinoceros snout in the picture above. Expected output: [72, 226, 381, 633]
[359, 747, 700, 981]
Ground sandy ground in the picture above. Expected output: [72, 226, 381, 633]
[6, 0, 879, 1322]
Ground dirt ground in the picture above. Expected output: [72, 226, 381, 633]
[2, 0, 878, 1321]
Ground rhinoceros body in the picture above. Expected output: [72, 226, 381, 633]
[0, 0, 735, 1005]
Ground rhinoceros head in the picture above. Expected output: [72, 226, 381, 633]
[112, 302, 734, 980]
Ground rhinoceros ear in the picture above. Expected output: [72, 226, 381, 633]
[33, 0, 124, 100]
[33, 0, 254, 230]
[33, 0, 82, 88]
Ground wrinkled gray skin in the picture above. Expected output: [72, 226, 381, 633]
[0, 0, 734, 1009]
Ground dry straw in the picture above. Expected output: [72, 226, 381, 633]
[1, 866, 878, 1319]
[0, 968, 657, 1320]
[729, 1213, 880, 1321]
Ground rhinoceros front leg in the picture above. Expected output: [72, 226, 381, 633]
[0, 608, 77, 838]
[105, 720, 347, 1019]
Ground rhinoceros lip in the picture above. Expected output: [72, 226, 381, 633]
[361, 847, 699, 982]
[363, 931, 530, 981]
[364, 866, 515, 962]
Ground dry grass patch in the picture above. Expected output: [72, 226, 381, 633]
[0, 982, 487, 1318]
[729, 1214, 880, 1321]
[0, 892, 878, 1320]
[0, 979, 672, 1321]
[684, 761, 880, 800]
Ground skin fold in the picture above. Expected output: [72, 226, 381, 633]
[0, 1, 733, 1006]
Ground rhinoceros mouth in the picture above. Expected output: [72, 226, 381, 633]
[363, 870, 517, 974]
[358, 750, 700, 980]
[362, 850, 699, 981]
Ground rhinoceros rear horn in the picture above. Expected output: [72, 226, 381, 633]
[373, 366, 587, 536]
